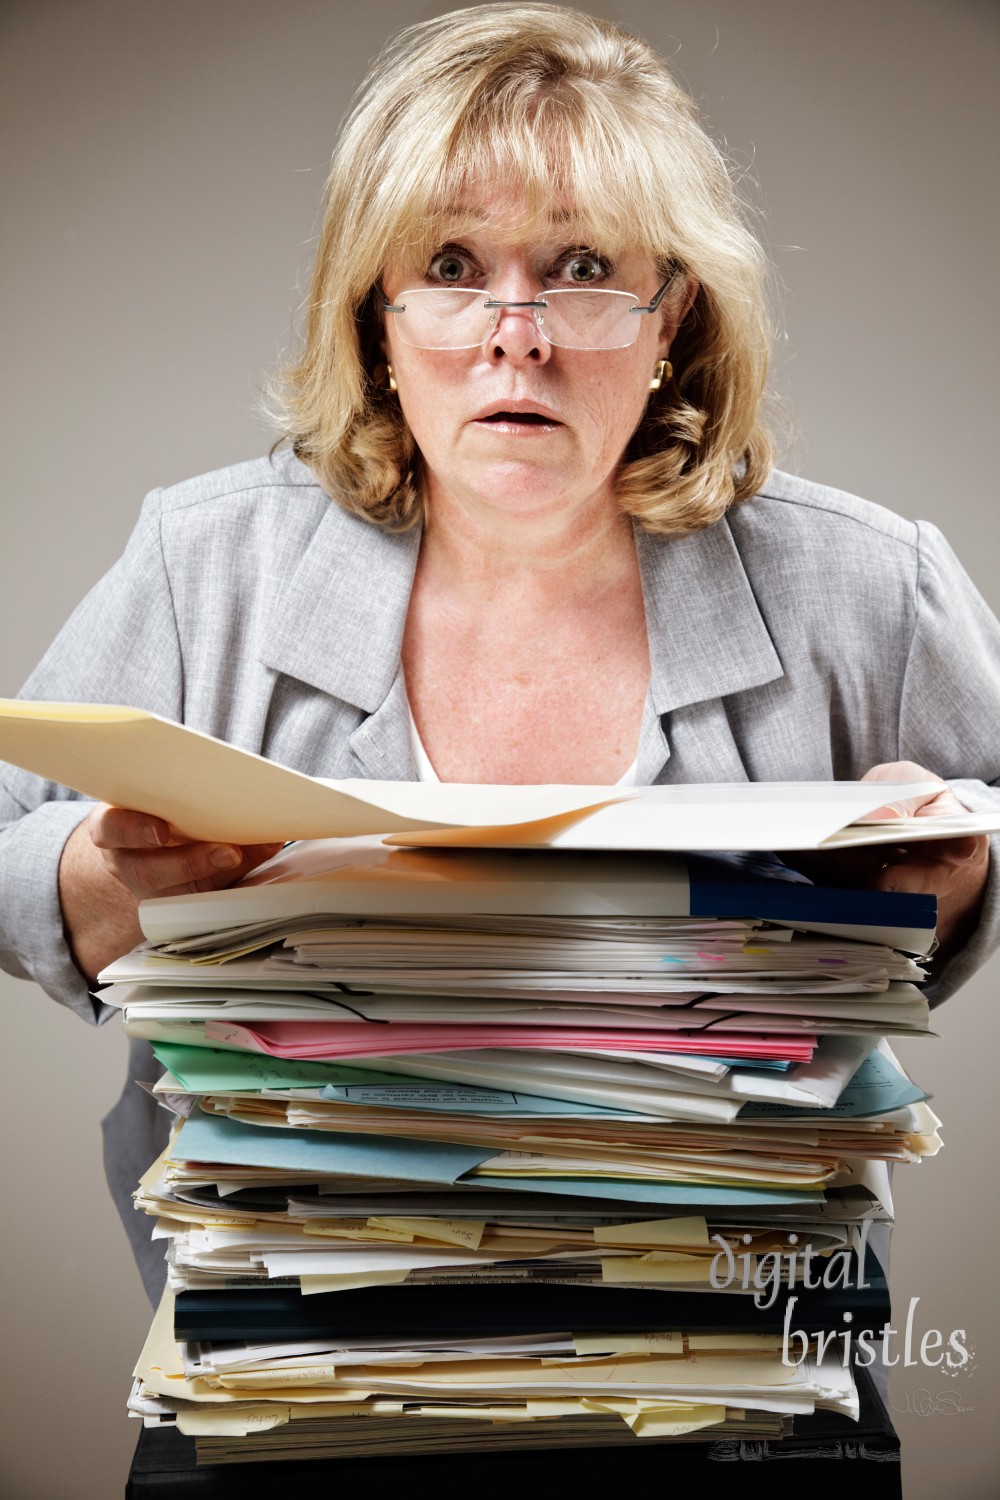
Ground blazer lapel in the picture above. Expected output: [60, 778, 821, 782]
[634, 516, 785, 784]
[259, 501, 421, 780]
[346, 666, 417, 780]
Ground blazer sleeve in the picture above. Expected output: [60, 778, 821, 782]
[899, 521, 1000, 1005]
[0, 489, 182, 1023]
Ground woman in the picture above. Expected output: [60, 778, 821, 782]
[2, 4, 998, 1301]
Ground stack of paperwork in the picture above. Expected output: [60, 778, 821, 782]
[0, 703, 970, 1464]
[116, 837, 937, 1462]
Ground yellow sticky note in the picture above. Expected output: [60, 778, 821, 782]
[524, 1400, 592, 1418]
[370, 1217, 486, 1250]
[176, 1407, 291, 1437]
[635, 1250, 702, 1262]
[304, 1219, 414, 1242]
[593, 1216, 710, 1249]
[630, 1404, 727, 1438]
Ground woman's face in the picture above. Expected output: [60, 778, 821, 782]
[380, 196, 690, 529]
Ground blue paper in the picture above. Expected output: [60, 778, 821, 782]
[172, 1108, 495, 1184]
[702, 1056, 792, 1073]
[472, 1174, 823, 1207]
[740, 1049, 927, 1120]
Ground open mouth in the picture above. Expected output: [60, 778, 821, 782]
[477, 410, 559, 427]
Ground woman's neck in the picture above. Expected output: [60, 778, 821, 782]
[418, 479, 639, 609]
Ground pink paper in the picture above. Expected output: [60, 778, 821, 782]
[203, 1019, 815, 1064]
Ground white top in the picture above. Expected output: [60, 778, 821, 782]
[407, 704, 639, 786]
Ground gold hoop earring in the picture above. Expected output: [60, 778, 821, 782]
[387, 363, 398, 393]
[648, 359, 672, 392]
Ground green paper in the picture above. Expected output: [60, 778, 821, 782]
[151, 1041, 416, 1092]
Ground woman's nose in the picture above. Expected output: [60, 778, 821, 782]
[481, 270, 552, 364]
[483, 300, 552, 363]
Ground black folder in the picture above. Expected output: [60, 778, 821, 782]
[175, 1247, 888, 1343]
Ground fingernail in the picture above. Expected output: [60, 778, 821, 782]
[210, 846, 241, 870]
[142, 822, 162, 846]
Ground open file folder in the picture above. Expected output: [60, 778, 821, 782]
[2, 699, 997, 848]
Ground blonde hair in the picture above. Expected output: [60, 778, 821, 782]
[273, 3, 774, 534]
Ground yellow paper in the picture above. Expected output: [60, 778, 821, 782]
[370, 1217, 486, 1250]
[688, 1335, 783, 1352]
[523, 1400, 595, 1418]
[0, 699, 617, 843]
[134, 1292, 375, 1406]
[0, 699, 963, 849]
[176, 1408, 292, 1437]
[407, 1405, 535, 1423]
[299, 1268, 412, 1295]
[630, 1405, 726, 1438]
[593, 1216, 710, 1249]
[573, 1334, 682, 1357]
[303, 1220, 414, 1243]
[341, 1351, 797, 1395]
[154, 1207, 259, 1229]
[579, 1396, 726, 1434]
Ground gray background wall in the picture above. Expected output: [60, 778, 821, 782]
[1, 2, 997, 1495]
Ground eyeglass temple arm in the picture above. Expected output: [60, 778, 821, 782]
[629, 266, 685, 317]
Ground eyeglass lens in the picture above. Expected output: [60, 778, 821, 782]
[388, 288, 644, 351]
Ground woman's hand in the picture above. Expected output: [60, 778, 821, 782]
[87, 806, 282, 899]
[790, 762, 991, 966]
[58, 804, 282, 984]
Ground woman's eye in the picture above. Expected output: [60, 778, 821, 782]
[428, 251, 473, 283]
[560, 253, 608, 284]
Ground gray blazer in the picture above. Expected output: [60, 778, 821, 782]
[3, 447, 999, 1300]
